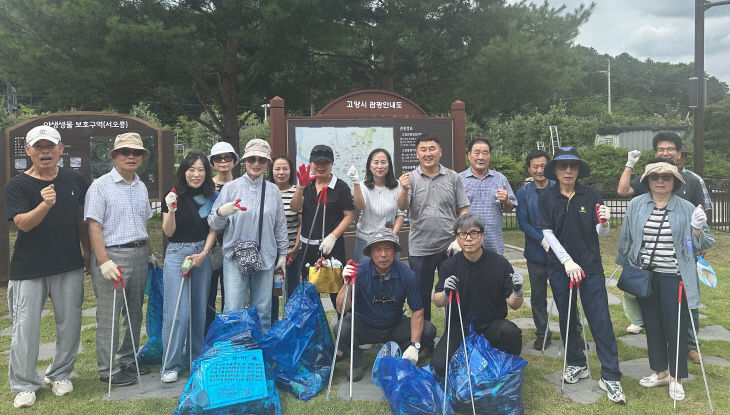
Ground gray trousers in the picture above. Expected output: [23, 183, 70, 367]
[90, 246, 147, 376]
[527, 260, 552, 339]
[7, 269, 84, 392]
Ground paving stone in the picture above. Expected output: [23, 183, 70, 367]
[544, 370, 603, 404]
[701, 355, 730, 367]
[0, 326, 12, 336]
[1, 309, 50, 319]
[620, 358, 695, 381]
[617, 334, 648, 350]
[605, 292, 621, 305]
[696, 325, 730, 342]
[82, 307, 97, 317]
[521, 337, 595, 360]
[698, 313, 708, 320]
[104, 371, 190, 401]
[520, 297, 556, 309]
[3, 342, 83, 361]
[81, 323, 97, 331]
[321, 297, 334, 312]
[336, 374, 387, 402]
[512, 317, 560, 333]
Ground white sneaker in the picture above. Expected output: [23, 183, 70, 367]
[669, 381, 685, 401]
[626, 324, 643, 334]
[161, 371, 178, 383]
[44, 377, 73, 396]
[13, 391, 36, 408]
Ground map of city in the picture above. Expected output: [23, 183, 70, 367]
[295, 126, 394, 191]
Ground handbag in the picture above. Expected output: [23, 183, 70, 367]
[617, 209, 667, 298]
[209, 243, 223, 271]
[233, 180, 267, 274]
[308, 264, 344, 293]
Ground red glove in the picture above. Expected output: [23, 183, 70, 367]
[297, 163, 316, 186]
[344, 259, 359, 284]
[595, 204, 607, 224]
[170, 187, 177, 209]
[234, 198, 248, 211]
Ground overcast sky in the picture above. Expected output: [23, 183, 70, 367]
[535, 0, 730, 84]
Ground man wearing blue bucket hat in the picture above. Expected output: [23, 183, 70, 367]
[537, 147, 626, 404]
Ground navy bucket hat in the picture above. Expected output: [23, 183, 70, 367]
[544, 147, 591, 180]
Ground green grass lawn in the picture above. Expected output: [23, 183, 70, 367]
[1, 224, 729, 414]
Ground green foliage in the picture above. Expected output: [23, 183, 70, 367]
[684, 148, 730, 178]
[490, 155, 527, 184]
[704, 96, 730, 160]
[0, 103, 40, 132]
[128, 103, 166, 129]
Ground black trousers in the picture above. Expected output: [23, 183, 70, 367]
[638, 273, 689, 379]
[337, 313, 437, 356]
[432, 318, 522, 377]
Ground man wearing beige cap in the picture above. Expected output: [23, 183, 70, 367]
[84, 132, 154, 386]
[5, 125, 90, 408]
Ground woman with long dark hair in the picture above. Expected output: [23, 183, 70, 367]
[347, 148, 405, 263]
[160, 152, 218, 383]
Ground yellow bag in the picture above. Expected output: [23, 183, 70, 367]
[308, 265, 344, 293]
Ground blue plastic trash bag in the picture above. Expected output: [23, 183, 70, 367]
[448, 330, 527, 415]
[138, 264, 163, 364]
[373, 342, 451, 414]
[259, 281, 335, 401]
[174, 308, 282, 415]
[697, 256, 717, 288]
[202, 308, 263, 355]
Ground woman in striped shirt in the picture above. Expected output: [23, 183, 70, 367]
[617, 158, 714, 402]
[269, 155, 301, 320]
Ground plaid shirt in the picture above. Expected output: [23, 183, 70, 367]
[84, 168, 152, 246]
[459, 167, 517, 254]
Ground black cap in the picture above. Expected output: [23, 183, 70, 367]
[310, 144, 334, 163]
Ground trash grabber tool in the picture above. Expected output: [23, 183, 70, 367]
[575, 275, 591, 379]
[604, 265, 622, 287]
[349, 268, 355, 402]
[682, 282, 713, 413]
[118, 274, 143, 392]
[455, 291, 476, 415]
[673, 281, 683, 410]
[442, 290, 453, 415]
[542, 297, 555, 354]
[187, 271, 192, 371]
[325, 281, 350, 401]
[162, 270, 188, 377]
[108, 277, 118, 398]
[561, 278, 576, 393]
[300, 187, 326, 272]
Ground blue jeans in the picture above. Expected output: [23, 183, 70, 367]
[161, 241, 212, 373]
[408, 252, 447, 322]
[271, 252, 303, 321]
[550, 269, 621, 381]
[354, 236, 368, 264]
[223, 256, 275, 331]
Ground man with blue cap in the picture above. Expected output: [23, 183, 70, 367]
[537, 147, 626, 404]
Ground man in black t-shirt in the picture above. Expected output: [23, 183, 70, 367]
[431, 214, 524, 377]
[4, 126, 89, 408]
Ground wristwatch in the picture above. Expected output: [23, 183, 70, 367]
[410, 341, 421, 350]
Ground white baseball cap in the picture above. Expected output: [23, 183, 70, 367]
[26, 125, 61, 146]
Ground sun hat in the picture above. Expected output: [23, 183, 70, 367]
[26, 125, 61, 146]
[544, 147, 590, 180]
[310, 145, 334, 163]
[242, 139, 271, 161]
[640, 161, 684, 191]
[208, 141, 240, 166]
[108, 132, 150, 159]
[363, 228, 401, 257]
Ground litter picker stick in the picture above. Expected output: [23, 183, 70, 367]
[442, 291, 453, 415]
[108, 278, 118, 398]
[683, 282, 713, 413]
[119, 276, 144, 393]
[575, 278, 591, 379]
[455, 291, 476, 415]
[561, 279, 575, 393]
[325, 282, 349, 401]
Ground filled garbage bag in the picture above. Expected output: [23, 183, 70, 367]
[202, 308, 263, 355]
[138, 264, 163, 364]
[373, 342, 450, 414]
[447, 330, 527, 415]
[174, 308, 282, 415]
[259, 281, 335, 401]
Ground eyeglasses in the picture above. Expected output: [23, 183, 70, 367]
[245, 156, 268, 164]
[656, 147, 677, 154]
[118, 148, 144, 157]
[648, 173, 674, 182]
[211, 155, 234, 163]
[373, 296, 395, 304]
[555, 161, 580, 170]
[456, 230, 482, 239]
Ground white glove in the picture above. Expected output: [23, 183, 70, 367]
[100, 260, 121, 281]
[691, 205, 707, 229]
[598, 204, 611, 222]
[443, 275, 459, 293]
[540, 238, 550, 253]
[319, 233, 337, 255]
[403, 345, 419, 364]
[275, 255, 286, 272]
[217, 201, 240, 216]
[511, 273, 524, 294]
[446, 239, 462, 255]
[563, 258, 583, 283]
[626, 150, 641, 168]
[148, 254, 159, 268]
[343, 264, 357, 283]
[347, 165, 360, 183]
[165, 191, 177, 212]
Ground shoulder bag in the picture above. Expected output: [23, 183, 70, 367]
[617, 209, 668, 298]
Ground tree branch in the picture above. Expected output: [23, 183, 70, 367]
[149, 92, 222, 137]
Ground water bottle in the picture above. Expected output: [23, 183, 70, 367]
[385, 217, 394, 229]
[181, 258, 193, 274]
[273, 269, 283, 297]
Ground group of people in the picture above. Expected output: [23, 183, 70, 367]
[5, 124, 714, 410]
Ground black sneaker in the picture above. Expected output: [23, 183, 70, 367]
[99, 370, 137, 386]
[119, 361, 150, 376]
[534, 336, 552, 350]
[350, 350, 366, 382]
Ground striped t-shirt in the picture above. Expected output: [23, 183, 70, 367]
[279, 185, 299, 249]
[640, 207, 678, 274]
